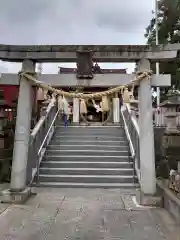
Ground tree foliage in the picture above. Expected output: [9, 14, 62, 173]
[145, 0, 180, 92]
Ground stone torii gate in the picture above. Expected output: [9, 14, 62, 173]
[0, 44, 175, 203]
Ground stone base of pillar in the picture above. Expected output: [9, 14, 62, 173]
[0, 187, 34, 204]
[136, 191, 162, 207]
[112, 122, 120, 125]
[71, 122, 81, 126]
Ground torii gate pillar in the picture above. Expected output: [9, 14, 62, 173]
[1, 60, 35, 203]
[137, 59, 157, 204]
[9, 60, 35, 198]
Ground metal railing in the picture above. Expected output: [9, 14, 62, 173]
[26, 98, 59, 185]
[121, 104, 140, 181]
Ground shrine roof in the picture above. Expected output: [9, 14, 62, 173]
[159, 99, 180, 107]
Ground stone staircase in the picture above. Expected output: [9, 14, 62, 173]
[36, 126, 139, 188]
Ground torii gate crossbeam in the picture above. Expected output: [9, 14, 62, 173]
[0, 73, 171, 87]
[0, 44, 178, 62]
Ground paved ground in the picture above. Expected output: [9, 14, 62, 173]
[0, 188, 179, 239]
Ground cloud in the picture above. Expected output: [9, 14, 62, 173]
[0, 0, 154, 73]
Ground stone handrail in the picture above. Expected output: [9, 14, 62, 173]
[26, 99, 59, 185]
[121, 104, 140, 181]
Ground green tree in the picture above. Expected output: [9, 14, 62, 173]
[145, 0, 180, 93]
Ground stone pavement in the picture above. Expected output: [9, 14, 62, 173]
[0, 188, 179, 239]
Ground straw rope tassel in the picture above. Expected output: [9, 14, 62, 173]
[37, 87, 46, 101]
[123, 87, 130, 103]
[57, 95, 64, 111]
[80, 99, 87, 114]
[101, 96, 109, 112]
[129, 85, 135, 100]
[61, 96, 69, 114]
[91, 99, 96, 105]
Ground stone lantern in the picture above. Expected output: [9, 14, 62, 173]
[159, 91, 180, 128]
[160, 90, 180, 180]
[164, 112, 180, 134]
[161, 90, 180, 133]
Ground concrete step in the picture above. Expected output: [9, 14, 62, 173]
[40, 161, 133, 169]
[55, 131, 125, 135]
[54, 130, 125, 136]
[34, 182, 139, 189]
[45, 149, 129, 157]
[55, 126, 124, 130]
[55, 126, 124, 129]
[34, 125, 138, 189]
[47, 145, 129, 151]
[53, 136, 126, 141]
[37, 174, 136, 183]
[50, 140, 128, 146]
[39, 167, 134, 175]
[44, 155, 130, 162]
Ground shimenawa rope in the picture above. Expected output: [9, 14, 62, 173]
[18, 70, 152, 124]
[18, 70, 152, 100]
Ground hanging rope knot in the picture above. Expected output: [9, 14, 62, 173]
[18, 71, 37, 77]
[131, 70, 153, 86]
[136, 70, 153, 76]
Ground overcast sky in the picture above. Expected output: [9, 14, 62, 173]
[0, 0, 154, 74]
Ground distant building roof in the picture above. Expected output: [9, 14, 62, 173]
[58, 67, 127, 74]
[159, 96, 180, 107]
